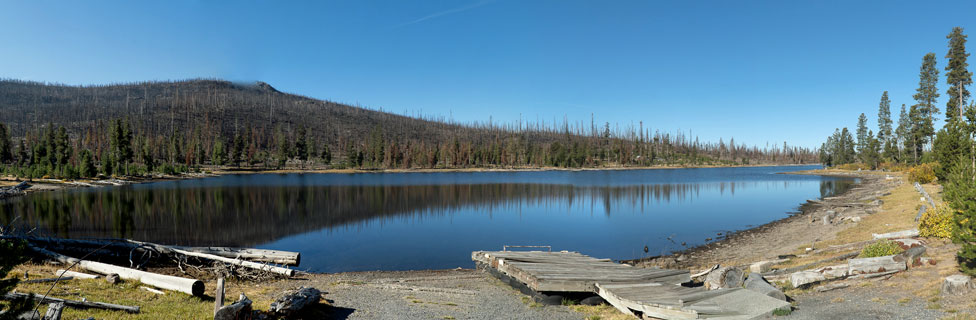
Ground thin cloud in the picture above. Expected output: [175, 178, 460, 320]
[394, 0, 495, 28]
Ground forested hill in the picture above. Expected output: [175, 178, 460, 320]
[0, 79, 816, 177]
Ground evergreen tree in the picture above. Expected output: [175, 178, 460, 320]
[275, 128, 290, 168]
[946, 27, 972, 121]
[877, 92, 896, 161]
[231, 133, 244, 167]
[0, 123, 11, 163]
[211, 138, 226, 166]
[294, 125, 307, 168]
[944, 156, 976, 276]
[100, 149, 114, 176]
[915, 53, 940, 144]
[78, 149, 96, 178]
[856, 113, 869, 159]
[895, 104, 911, 162]
[320, 143, 332, 166]
[934, 121, 971, 180]
[908, 104, 928, 164]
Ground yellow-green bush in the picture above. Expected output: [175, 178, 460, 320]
[907, 163, 938, 184]
[920, 205, 955, 239]
[859, 239, 905, 258]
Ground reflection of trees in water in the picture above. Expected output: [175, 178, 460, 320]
[0, 179, 854, 247]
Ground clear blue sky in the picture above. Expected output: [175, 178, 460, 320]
[1, 1, 974, 148]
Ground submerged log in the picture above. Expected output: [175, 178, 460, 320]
[2, 293, 139, 313]
[29, 245, 204, 296]
[270, 287, 321, 316]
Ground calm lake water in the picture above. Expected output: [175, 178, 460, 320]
[0, 165, 856, 273]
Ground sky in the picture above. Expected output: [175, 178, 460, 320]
[1, 1, 974, 149]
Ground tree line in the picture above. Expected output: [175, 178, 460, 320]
[819, 27, 976, 276]
[0, 79, 817, 179]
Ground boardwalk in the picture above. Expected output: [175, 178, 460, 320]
[473, 250, 789, 319]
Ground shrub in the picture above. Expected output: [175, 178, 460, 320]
[908, 163, 938, 184]
[0, 239, 31, 319]
[878, 162, 911, 172]
[920, 205, 955, 239]
[859, 239, 905, 258]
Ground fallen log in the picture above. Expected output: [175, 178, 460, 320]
[704, 266, 744, 290]
[790, 271, 826, 287]
[126, 240, 295, 277]
[173, 246, 300, 266]
[848, 255, 906, 275]
[29, 245, 204, 296]
[21, 277, 73, 284]
[2, 292, 139, 313]
[215, 293, 252, 320]
[44, 302, 64, 320]
[270, 287, 321, 316]
[54, 270, 99, 279]
[871, 229, 919, 240]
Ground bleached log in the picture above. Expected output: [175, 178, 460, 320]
[21, 277, 72, 284]
[2, 292, 139, 313]
[174, 246, 300, 265]
[704, 266, 744, 290]
[54, 270, 100, 279]
[44, 302, 64, 320]
[127, 240, 295, 277]
[848, 255, 906, 275]
[29, 245, 203, 296]
[872, 229, 919, 240]
[215, 294, 252, 320]
[270, 287, 321, 316]
[790, 271, 826, 287]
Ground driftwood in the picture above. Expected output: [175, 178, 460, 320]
[214, 278, 225, 316]
[21, 277, 73, 284]
[214, 293, 252, 320]
[174, 246, 300, 266]
[2, 292, 140, 313]
[703, 266, 744, 290]
[44, 302, 65, 320]
[270, 287, 321, 316]
[871, 229, 919, 240]
[848, 255, 906, 275]
[7, 236, 297, 277]
[126, 240, 295, 277]
[790, 271, 826, 287]
[30, 245, 204, 296]
[54, 270, 99, 279]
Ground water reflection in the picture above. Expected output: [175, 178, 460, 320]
[1, 177, 854, 248]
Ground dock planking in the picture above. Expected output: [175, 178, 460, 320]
[474, 250, 790, 319]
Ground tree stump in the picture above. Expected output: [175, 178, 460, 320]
[214, 293, 252, 320]
[704, 266, 744, 290]
[942, 275, 975, 295]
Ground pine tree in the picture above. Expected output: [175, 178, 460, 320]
[908, 104, 927, 164]
[78, 149, 96, 178]
[895, 104, 911, 162]
[211, 138, 226, 166]
[933, 121, 970, 180]
[915, 53, 940, 145]
[320, 143, 332, 166]
[944, 156, 976, 276]
[946, 27, 972, 121]
[856, 113, 869, 159]
[0, 123, 11, 163]
[877, 92, 896, 161]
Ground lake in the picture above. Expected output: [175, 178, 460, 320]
[0, 165, 856, 273]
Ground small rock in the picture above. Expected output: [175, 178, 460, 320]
[105, 273, 120, 284]
[893, 238, 925, 249]
[580, 296, 605, 306]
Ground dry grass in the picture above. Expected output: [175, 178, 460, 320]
[568, 304, 633, 320]
[8, 262, 283, 320]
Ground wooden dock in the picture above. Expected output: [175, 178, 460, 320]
[473, 250, 790, 319]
